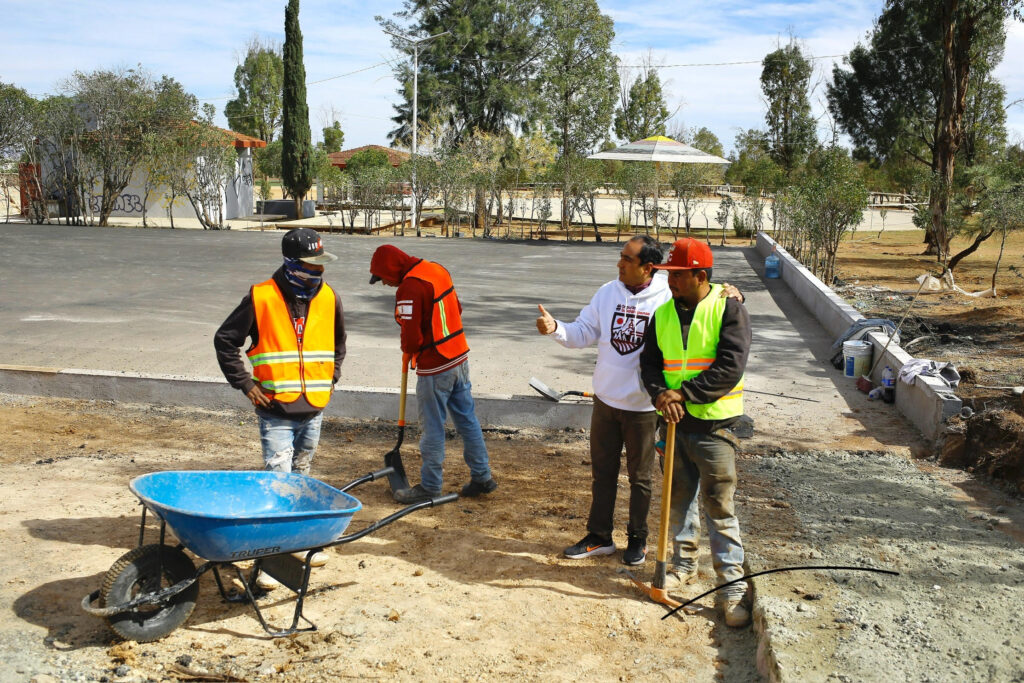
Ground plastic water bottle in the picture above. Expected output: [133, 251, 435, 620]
[867, 387, 884, 401]
[765, 250, 780, 279]
[882, 366, 896, 404]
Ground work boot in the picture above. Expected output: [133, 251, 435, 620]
[663, 561, 699, 590]
[461, 478, 498, 497]
[292, 550, 329, 567]
[622, 535, 647, 566]
[722, 598, 751, 628]
[393, 484, 439, 505]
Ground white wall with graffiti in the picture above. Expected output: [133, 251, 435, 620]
[94, 148, 255, 222]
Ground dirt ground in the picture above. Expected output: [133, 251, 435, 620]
[832, 228, 1024, 492]
[0, 395, 760, 683]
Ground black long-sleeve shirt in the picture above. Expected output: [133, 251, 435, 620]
[214, 267, 347, 418]
[639, 291, 751, 433]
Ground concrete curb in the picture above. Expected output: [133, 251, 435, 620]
[754, 233, 961, 443]
[0, 364, 592, 430]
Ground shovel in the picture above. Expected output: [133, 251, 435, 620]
[529, 377, 593, 402]
[625, 420, 682, 610]
[384, 356, 413, 496]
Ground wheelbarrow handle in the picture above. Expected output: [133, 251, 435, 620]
[431, 493, 460, 506]
[339, 467, 395, 493]
[331, 492, 459, 546]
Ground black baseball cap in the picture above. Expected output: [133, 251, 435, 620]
[281, 228, 337, 265]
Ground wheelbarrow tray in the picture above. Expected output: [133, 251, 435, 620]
[130, 471, 362, 562]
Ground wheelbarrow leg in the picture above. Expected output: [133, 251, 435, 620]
[215, 556, 319, 637]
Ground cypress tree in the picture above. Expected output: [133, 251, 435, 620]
[282, 0, 313, 219]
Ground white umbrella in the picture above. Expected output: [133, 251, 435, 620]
[588, 135, 730, 235]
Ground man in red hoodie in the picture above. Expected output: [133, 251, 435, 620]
[369, 244, 497, 504]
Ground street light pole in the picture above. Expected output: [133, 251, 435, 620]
[384, 29, 450, 237]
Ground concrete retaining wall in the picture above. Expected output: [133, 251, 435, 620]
[0, 364, 592, 431]
[755, 233, 960, 443]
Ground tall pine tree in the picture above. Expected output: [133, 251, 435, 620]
[282, 0, 313, 219]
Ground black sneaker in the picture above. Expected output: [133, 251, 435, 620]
[393, 484, 439, 504]
[461, 478, 498, 497]
[564, 533, 615, 559]
[622, 536, 647, 566]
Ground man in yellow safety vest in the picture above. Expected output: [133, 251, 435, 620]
[215, 226, 346, 475]
[639, 238, 752, 628]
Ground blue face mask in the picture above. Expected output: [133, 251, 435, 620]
[283, 257, 323, 299]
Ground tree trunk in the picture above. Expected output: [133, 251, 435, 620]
[944, 228, 994, 275]
[474, 185, 486, 233]
[927, 0, 973, 263]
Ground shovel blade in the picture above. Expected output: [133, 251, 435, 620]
[384, 424, 411, 493]
[529, 377, 563, 402]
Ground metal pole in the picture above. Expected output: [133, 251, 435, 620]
[383, 29, 450, 238]
[412, 43, 419, 236]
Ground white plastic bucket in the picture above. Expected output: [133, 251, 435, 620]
[843, 340, 873, 378]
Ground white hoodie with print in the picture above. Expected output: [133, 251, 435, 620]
[550, 273, 672, 412]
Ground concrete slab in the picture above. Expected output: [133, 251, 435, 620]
[0, 224, 923, 451]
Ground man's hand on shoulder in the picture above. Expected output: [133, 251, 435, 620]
[536, 304, 556, 335]
[720, 282, 745, 304]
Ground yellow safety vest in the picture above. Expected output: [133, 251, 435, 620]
[654, 283, 744, 420]
[246, 279, 336, 409]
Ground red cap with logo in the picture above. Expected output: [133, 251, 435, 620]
[653, 238, 713, 270]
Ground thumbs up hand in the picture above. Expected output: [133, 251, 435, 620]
[536, 304, 557, 335]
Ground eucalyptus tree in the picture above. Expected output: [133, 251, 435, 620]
[379, 0, 552, 230]
[828, 0, 1020, 263]
[614, 63, 670, 143]
[760, 39, 817, 174]
[538, 0, 617, 232]
[225, 37, 284, 143]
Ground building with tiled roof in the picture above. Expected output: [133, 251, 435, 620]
[328, 145, 409, 169]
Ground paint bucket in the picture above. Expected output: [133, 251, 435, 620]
[843, 340, 873, 378]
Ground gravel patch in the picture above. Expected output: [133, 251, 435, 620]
[741, 450, 1024, 682]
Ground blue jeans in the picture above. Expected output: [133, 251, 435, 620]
[415, 361, 491, 493]
[669, 431, 746, 600]
[258, 413, 323, 475]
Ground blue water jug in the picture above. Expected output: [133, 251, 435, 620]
[765, 252, 780, 279]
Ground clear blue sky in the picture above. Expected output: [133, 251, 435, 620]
[3, 1, 1022, 155]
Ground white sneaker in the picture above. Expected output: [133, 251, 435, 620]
[255, 572, 281, 591]
[292, 550, 328, 567]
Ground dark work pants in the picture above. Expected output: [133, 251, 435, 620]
[586, 396, 658, 541]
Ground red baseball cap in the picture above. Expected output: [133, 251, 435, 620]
[653, 238, 713, 270]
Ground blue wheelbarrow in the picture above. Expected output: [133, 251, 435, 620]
[82, 467, 456, 641]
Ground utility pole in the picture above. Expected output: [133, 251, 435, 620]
[384, 29, 450, 237]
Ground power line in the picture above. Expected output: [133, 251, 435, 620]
[199, 58, 396, 103]
[617, 45, 923, 69]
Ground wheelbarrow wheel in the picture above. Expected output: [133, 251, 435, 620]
[100, 544, 198, 642]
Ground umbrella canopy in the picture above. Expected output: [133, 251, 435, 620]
[587, 136, 729, 235]
[587, 135, 729, 165]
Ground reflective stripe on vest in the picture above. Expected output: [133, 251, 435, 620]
[404, 260, 470, 360]
[246, 279, 336, 409]
[654, 283, 744, 421]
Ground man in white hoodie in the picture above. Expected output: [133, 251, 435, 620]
[537, 236, 740, 567]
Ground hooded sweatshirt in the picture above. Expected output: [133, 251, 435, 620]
[369, 244, 469, 375]
[550, 273, 672, 412]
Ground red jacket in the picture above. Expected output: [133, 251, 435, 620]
[370, 245, 469, 375]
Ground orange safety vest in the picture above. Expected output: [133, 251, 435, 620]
[246, 278, 336, 408]
[402, 260, 470, 360]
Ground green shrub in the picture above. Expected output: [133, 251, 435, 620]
[733, 212, 754, 238]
